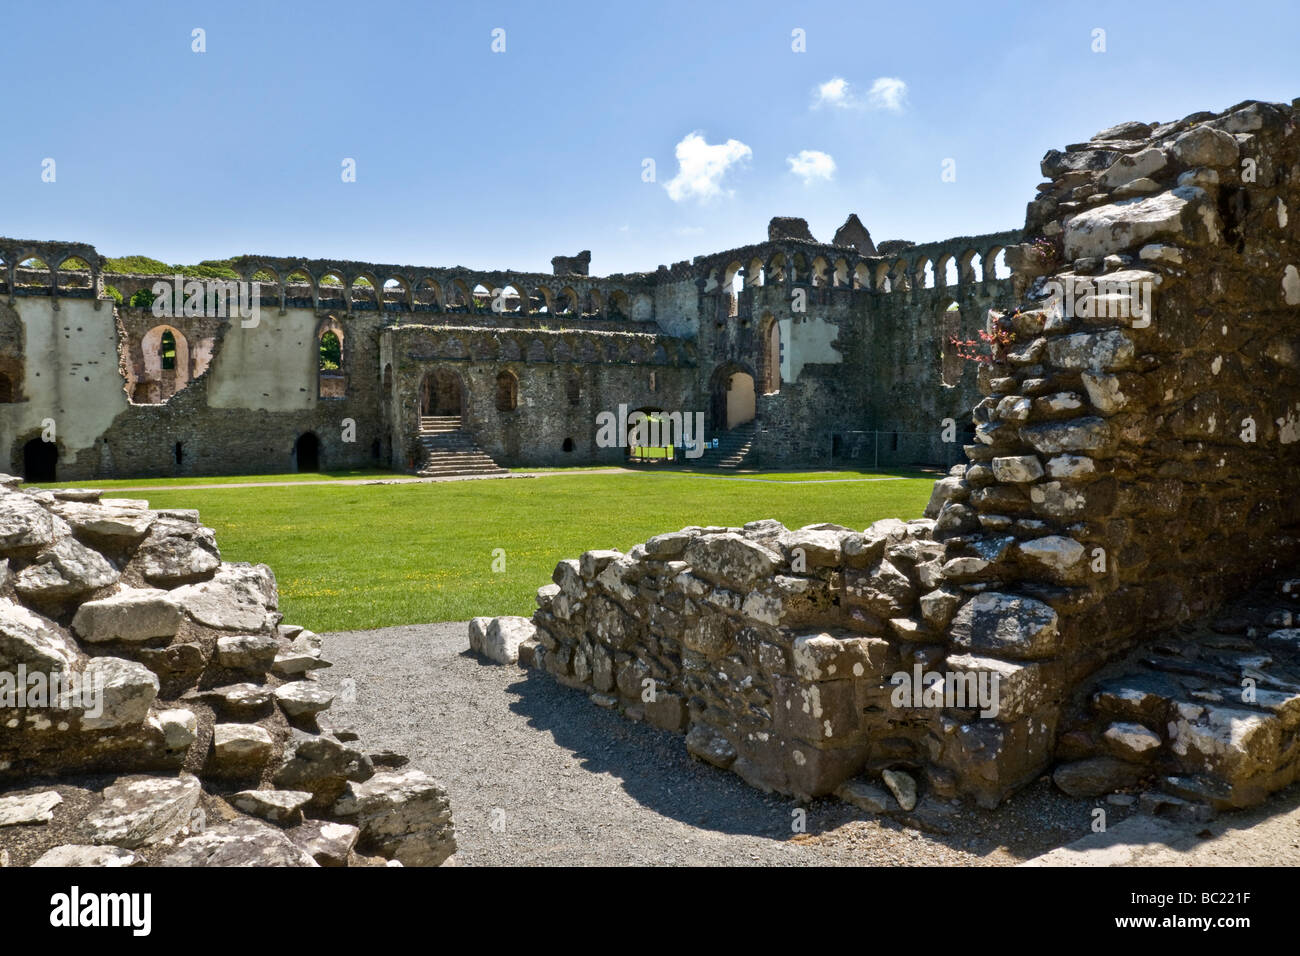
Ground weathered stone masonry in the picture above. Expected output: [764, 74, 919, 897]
[0, 479, 456, 865]
[478, 99, 1300, 813]
[0, 214, 1019, 479]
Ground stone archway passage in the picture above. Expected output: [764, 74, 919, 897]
[295, 432, 320, 472]
[22, 437, 57, 482]
[725, 372, 756, 430]
[708, 363, 757, 434]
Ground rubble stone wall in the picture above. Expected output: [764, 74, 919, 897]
[0, 479, 455, 866]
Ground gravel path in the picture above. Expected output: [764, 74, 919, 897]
[317, 623, 1163, 867]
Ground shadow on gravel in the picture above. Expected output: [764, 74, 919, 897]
[504, 661, 861, 840]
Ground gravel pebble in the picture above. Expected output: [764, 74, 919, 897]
[318, 623, 1133, 866]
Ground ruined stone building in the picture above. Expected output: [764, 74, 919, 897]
[0, 213, 1021, 481]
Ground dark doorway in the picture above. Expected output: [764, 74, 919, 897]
[421, 369, 463, 416]
[296, 432, 320, 472]
[22, 438, 57, 482]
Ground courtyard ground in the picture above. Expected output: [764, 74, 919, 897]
[318, 622, 1300, 866]
[34, 468, 936, 630]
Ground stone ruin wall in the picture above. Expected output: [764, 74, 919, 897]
[0, 478, 456, 866]
[383, 322, 699, 469]
[0, 219, 1028, 481]
[478, 99, 1300, 811]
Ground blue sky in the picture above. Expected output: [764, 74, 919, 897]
[2, 0, 1296, 275]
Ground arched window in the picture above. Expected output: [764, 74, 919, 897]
[318, 326, 346, 399]
[320, 331, 342, 371]
[495, 370, 518, 412]
[160, 330, 177, 371]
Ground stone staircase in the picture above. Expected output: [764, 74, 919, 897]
[691, 421, 757, 469]
[416, 416, 509, 478]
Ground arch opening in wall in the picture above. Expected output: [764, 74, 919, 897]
[134, 325, 191, 404]
[350, 275, 377, 310]
[625, 407, 674, 463]
[446, 280, 471, 313]
[811, 256, 829, 288]
[383, 277, 410, 312]
[874, 261, 892, 293]
[17, 258, 51, 293]
[833, 258, 850, 288]
[747, 257, 765, 288]
[853, 262, 871, 290]
[557, 287, 577, 316]
[285, 269, 313, 306]
[708, 362, 757, 433]
[318, 324, 346, 399]
[919, 258, 935, 289]
[723, 261, 744, 314]
[383, 363, 393, 397]
[415, 277, 443, 310]
[174, 441, 184, 466]
[295, 432, 320, 472]
[319, 271, 346, 310]
[939, 254, 957, 288]
[421, 368, 464, 417]
[939, 299, 963, 387]
[990, 247, 1011, 279]
[472, 284, 492, 313]
[22, 438, 57, 482]
[607, 290, 630, 320]
[890, 260, 911, 292]
[57, 256, 93, 292]
[499, 284, 523, 315]
[760, 314, 781, 394]
[495, 369, 519, 412]
[531, 286, 553, 315]
[160, 330, 177, 370]
[562, 437, 575, 453]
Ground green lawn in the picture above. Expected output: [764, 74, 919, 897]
[36, 469, 395, 489]
[46, 472, 936, 632]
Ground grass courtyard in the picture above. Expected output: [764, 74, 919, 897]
[36, 470, 937, 632]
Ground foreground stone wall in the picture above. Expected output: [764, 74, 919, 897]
[477, 99, 1300, 813]
[0, 479, 455, 866]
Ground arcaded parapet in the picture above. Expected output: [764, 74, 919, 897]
[0, 479, 455, 866]
[478, 99, 1300, 813]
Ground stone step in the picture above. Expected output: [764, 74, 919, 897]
[414, 421, 507, 477]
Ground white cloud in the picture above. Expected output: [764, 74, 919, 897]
[813, 77, 851, 109]
[664, 131, 752, 203]
[867, 77, 908, 112]
[811, 76, 908, 112]
[787, 150, 836, 184]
